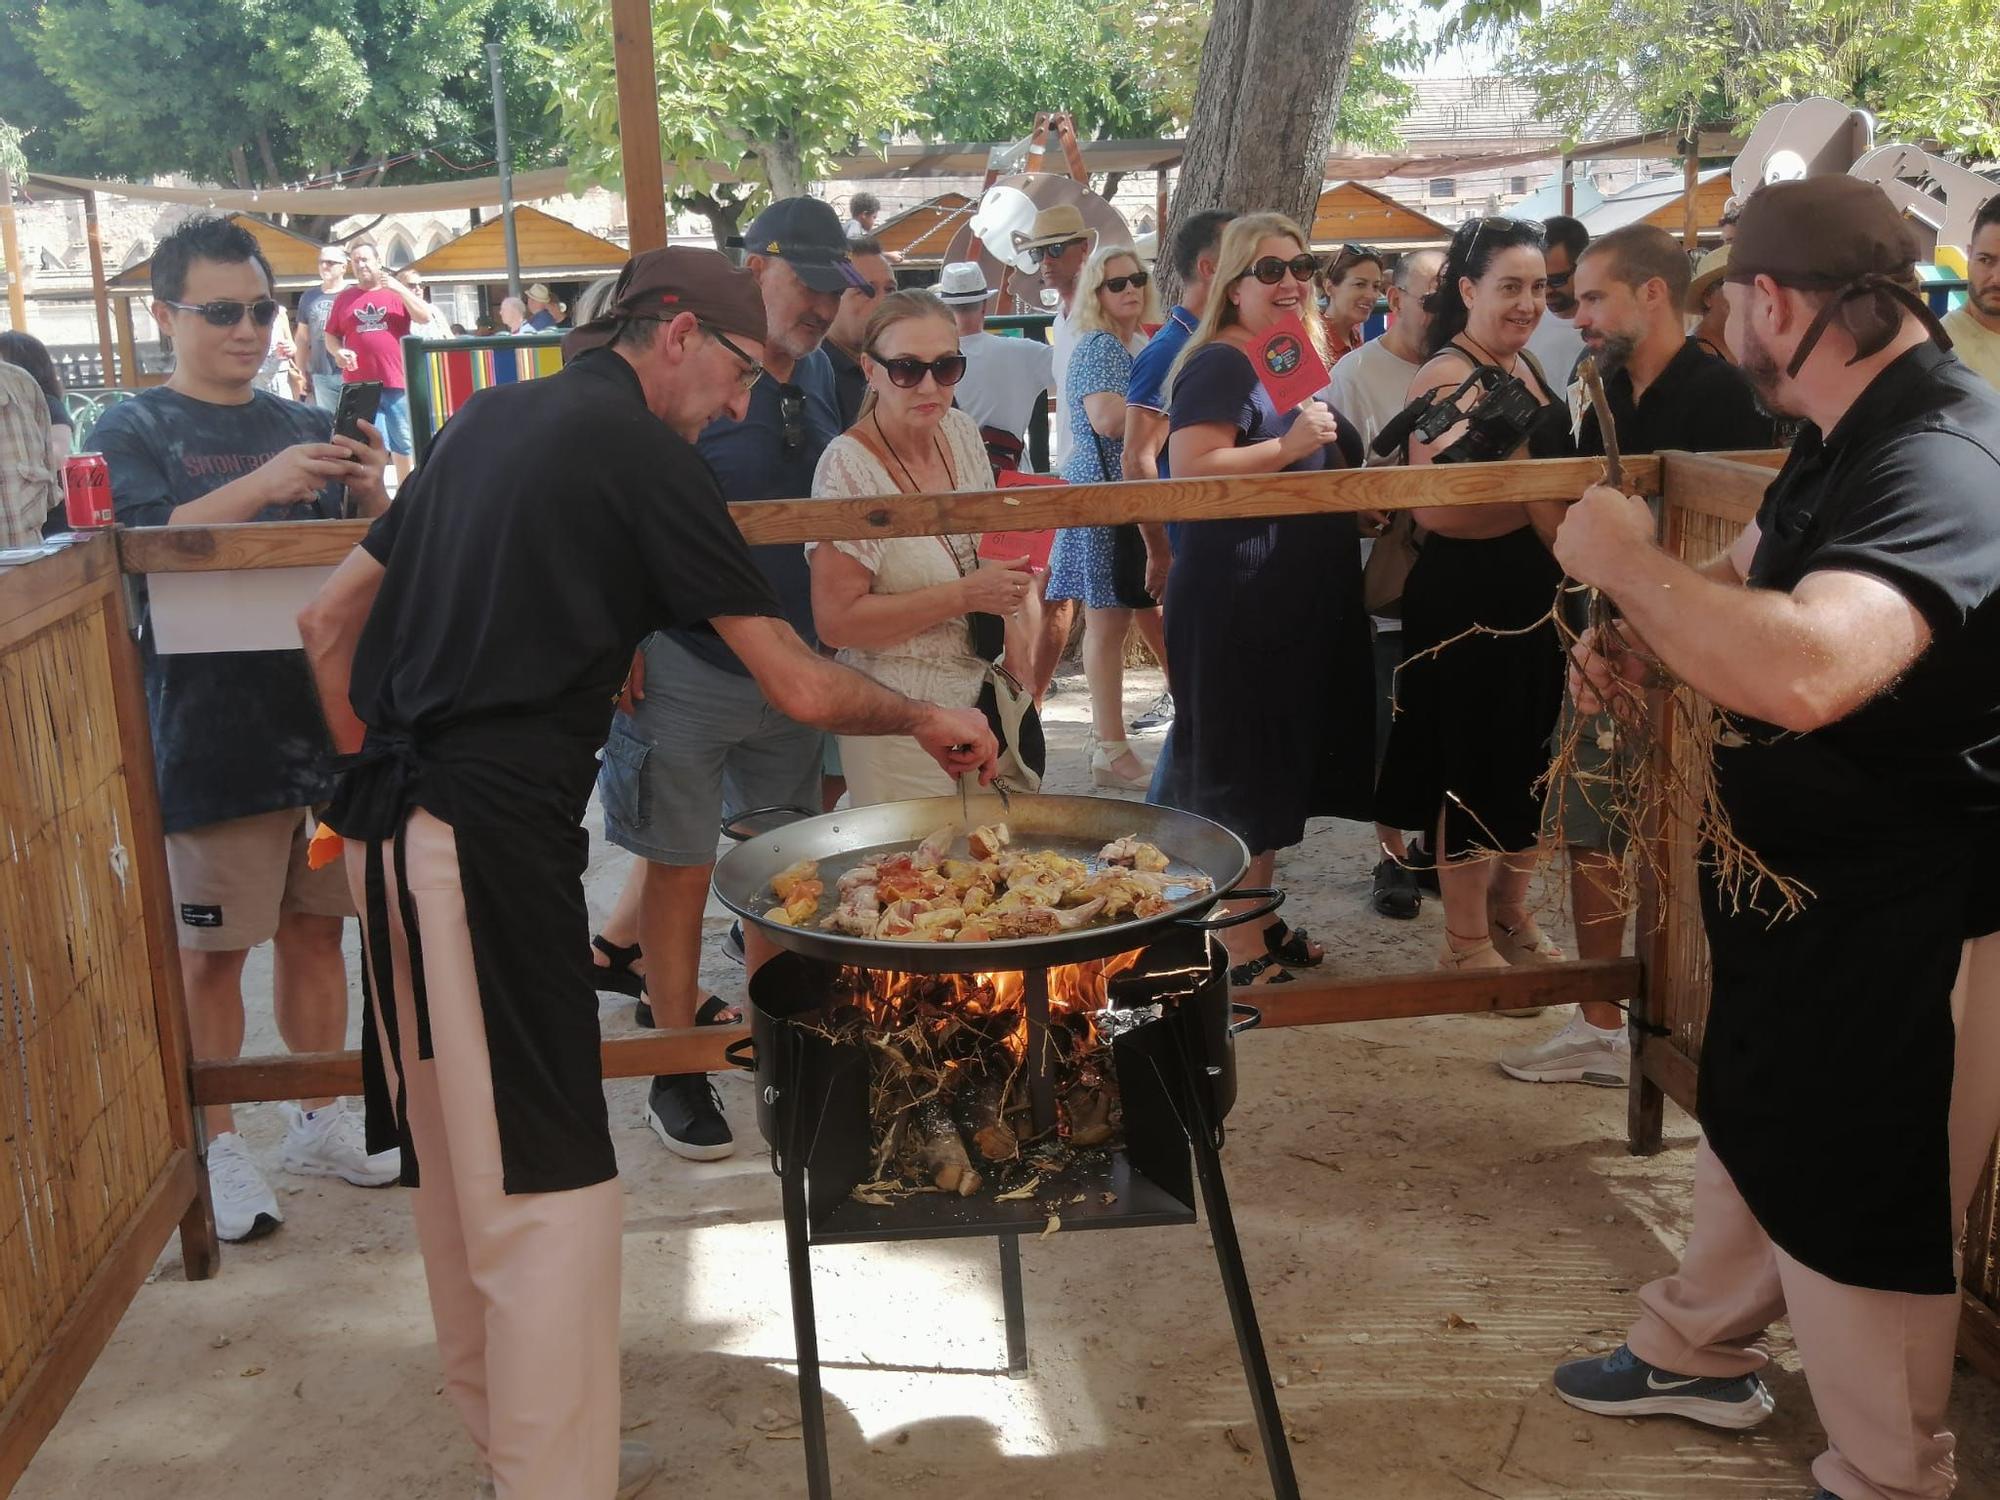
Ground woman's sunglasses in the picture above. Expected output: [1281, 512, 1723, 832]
[1103, 272, 1150, 293]
[1239, 255, 1321, 286]
[871, 353, 968, 389]
[163, 297, 280, 328]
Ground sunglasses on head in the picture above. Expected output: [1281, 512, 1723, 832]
[871, 352, 968, 389]
[700, 320, 765, 390]
[1240, 254, 1320, 286]
[1028, 238, 1086, 265]
[778, 387, 807, 454]
[163, 297, 281, 328]
[1339, 242, 1384, 264]
[1103, 271, 1150, 293]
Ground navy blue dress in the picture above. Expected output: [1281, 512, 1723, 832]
[1148, 341, 1374, 851]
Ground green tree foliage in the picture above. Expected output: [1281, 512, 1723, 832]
[545, 0, 934, 237]
[910, 0, 1169, 140]
[3, 0, 572, 186]
[1490, 0, 2000, 157]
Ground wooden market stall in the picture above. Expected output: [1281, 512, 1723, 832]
[1580, 168, 1735, 245]
[407, 203, 628, 290]
[871, 192, 975, 263]
[1309, 182, 1452, 250]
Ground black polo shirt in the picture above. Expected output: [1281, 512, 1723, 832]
[1741, 341, 2000, 828]
[1578, 336, 1775, 458]
[349, 349, 781, 819]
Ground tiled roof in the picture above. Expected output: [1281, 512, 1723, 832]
[1401, 77, 1640, 147]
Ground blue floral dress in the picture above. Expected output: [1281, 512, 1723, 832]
[1046, 330, 1144, 608]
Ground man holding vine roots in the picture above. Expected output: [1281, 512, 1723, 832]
[1547, 177, 2000, 1500]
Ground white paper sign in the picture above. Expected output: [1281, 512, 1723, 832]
[147, 566, 335, 655]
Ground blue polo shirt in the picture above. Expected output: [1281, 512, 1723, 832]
[670, 348, 842, 675]
[1126, 305, 1199, 479]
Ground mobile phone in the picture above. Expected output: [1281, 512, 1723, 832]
[332, 380, 382, 442]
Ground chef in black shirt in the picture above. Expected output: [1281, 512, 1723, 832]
[1499, 222, 1774, 1090]
[295, 247, 995, 1500]
[1546, 178, 2000, 1500]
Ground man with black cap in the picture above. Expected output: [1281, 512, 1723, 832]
[296, 245, 994, 1500]
[1547, 176, 2000, 1500]
[592, 197, 873, 1164]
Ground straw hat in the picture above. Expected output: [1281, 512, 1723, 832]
[1686, 245, 1731, 312]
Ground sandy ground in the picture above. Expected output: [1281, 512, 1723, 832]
[20, 663, 2000, 1500]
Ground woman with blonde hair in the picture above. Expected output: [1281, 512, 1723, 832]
[1151, 212, 1375, 986]
[809, 290, 1038, 806]
[1045, 241, 1166, 790]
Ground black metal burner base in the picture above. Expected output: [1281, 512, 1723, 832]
[811, 1151, 1195, 1244]
[747, 930, 1301, 1500]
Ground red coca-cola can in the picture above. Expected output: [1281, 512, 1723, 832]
[63, 453, 114, 529]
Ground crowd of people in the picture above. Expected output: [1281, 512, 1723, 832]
[4, 164, 1997, 1500]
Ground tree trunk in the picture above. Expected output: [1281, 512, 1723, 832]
[1157, 0, 1363, 307]
[686, 188, 750, 249]
[760, 134, 809, 202]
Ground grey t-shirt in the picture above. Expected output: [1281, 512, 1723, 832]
[295, 286, 344, 378]
[94, 387, 343, 833]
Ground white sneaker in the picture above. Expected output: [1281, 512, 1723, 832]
[471, 1440, 658, 1499]
[206, 1132, 283, 1242]
[1498, 1013, 1630, 1086]
[280, 1100, 402, 1187]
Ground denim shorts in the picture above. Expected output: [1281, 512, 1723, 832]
[598, 633, 823, 866]
[375, 385, 413, 455]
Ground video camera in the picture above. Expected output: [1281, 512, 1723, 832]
[1371, 365, 1566, 464]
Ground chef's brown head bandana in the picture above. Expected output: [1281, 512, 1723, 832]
[1726, 175, 1950, 378]
[561, 246, 769, 361]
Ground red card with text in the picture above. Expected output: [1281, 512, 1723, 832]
[1246, 312, 1331, 412]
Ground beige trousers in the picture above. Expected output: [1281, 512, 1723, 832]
[349, 811, 624, 1500]
[1629, 937, 2000, 1500]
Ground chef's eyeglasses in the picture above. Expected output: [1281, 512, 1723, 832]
[1027, 237, 1087, 265]
[870, 353, 968, 388]
[1239, 254, 1321, 286]
[1103, 271, 1150, 293]
[162, 297, 281, 328]
[701, 321, 765, 390]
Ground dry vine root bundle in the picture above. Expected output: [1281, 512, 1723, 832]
[818, 967, 1132, 1205]
[1395, 355, 1810, 925]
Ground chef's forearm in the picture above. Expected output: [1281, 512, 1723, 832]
[298, 548, 386, 755]
[717, 614, 928, 734]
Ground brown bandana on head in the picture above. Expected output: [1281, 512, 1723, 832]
[560, 245, 769, 361]
[1725, 175, 1952, 378]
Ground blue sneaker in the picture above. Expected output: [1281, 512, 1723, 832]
[1553, 1343, 1775, 1429]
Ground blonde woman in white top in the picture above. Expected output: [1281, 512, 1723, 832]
[810, 290, 1035, 806]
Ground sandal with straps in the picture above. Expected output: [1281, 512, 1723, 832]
[589, 935, 645, 999]
[635, 992, 740, 1031]
[1264, 920, 1325, 968]
[1229, 953, 1296, 988]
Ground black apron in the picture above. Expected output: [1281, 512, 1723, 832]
[1698, 720, 1966, 1294]
[327, 718, 617, 1197]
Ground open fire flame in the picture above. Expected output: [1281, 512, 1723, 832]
[834, 951, 1145, 1061]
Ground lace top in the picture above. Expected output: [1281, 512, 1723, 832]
[807, 408, 995, 710]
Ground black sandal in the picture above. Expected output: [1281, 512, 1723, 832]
[1229, 954, 1296, 988]
[1263, 920, 1324, 968]
[589, 935, 645, 998]
[635, 992, 741, 1030]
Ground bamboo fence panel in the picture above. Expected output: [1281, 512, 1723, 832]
[0, 543, 209, 1488]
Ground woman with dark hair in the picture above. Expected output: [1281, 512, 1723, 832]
[1374, 216, 1574, 980]
[0, 330, 72, 470]
[1319, 245, 1387, 361]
